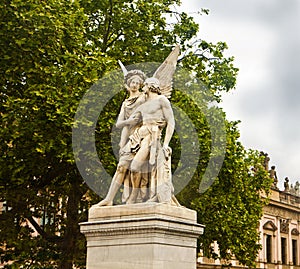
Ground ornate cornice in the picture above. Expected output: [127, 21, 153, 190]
[264, 203, 300, 221]
[80, 217, 204, 239]
[83, 227, 200, 239]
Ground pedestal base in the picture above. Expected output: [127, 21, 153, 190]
[80, 203, 204, 269]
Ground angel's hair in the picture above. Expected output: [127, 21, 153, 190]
[124, 70, 147, 86]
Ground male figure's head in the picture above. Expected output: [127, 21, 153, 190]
[143, 77, 161, 95]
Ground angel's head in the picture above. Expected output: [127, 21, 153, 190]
[124, 70, 146, 92]
[143, 77, 161, 95]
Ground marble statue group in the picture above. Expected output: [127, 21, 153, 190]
[97, 45, 180, 207]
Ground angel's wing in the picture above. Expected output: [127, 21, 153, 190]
[118, 60, 128, 77]
[153, 45, 180, 98]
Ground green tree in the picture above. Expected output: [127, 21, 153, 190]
[0, 0, 103, 268]
[0, 0, 271, 268]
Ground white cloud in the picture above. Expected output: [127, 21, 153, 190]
[180, 0, 300, 188]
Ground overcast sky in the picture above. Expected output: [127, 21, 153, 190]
[180, 0, 300, 189]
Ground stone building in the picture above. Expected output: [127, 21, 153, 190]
[197, 183, 300, 269]
[257, 187, 300, 269]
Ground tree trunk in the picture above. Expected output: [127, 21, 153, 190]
[59, 178, 83, 269]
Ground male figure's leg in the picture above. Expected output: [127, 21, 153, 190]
[126, 136, 150, 204]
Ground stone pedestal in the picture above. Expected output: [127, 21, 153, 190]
[80, 203, 204, 269]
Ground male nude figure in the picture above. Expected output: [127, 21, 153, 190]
[125, 77, 175, 204]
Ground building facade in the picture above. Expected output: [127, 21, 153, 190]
[197, 187, 300, 269]
[258, 189, 300, 269]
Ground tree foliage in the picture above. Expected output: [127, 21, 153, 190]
[177, 120, 272, 268]
[0, 0, 271, 268]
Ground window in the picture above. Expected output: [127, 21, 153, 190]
[281, 237, 287, 264]
[266, 235, 272, 263]
[292, 239, 298, 265]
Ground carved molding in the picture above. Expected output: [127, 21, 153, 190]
[291, 228, 299, 236]
[82, 226, 199, 237]
[280, 219, 290, 234]
[80, 221, 204, 239]
[263, 220, 277, 231]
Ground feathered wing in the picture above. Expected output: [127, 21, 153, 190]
[118, 60, 128, 77]
[153, 45, 180, 98]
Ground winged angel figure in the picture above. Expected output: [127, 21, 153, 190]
[96, 45, 180, 206]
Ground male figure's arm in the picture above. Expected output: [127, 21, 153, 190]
[160, 96, 175, 148]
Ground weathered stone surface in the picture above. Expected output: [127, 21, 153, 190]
[80, 203, 204, 269]
[89, 202, 196, 222]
